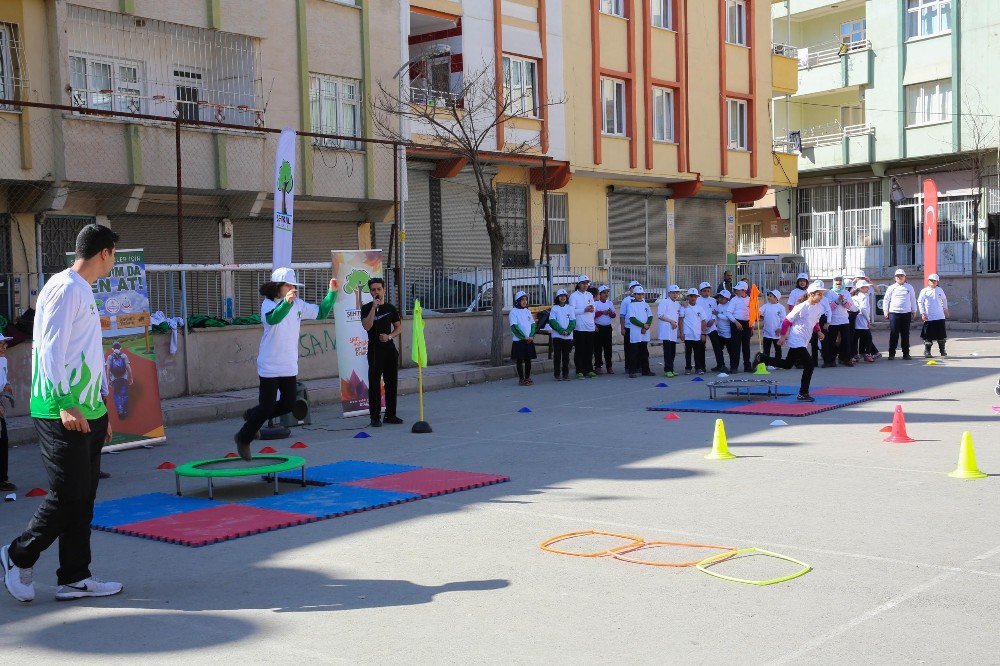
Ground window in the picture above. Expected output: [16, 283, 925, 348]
[842, 182, 882, 248]
[652, 0, 673, 29]
[309, 74, 362, 149]
[0, 22, 28, 110]
[69, 54, 145, 113]
[600, 0, 625, 17]
[798, 186, 838, 248]
[652, 87, 675, 142]
[726, 0, 747, 46]
[906, 0, 952, 39]
[841, 19, 866, 44]
[546, 193, 569, 257]
[174, 69, 202, 121]
[502, 55, 538, 117]
[497, 184, 530, 267]
[906, 79, 952, 126]
[727, 98, 748, 150]
[601, 77, 626, 136]
[737, 223, 762, 254]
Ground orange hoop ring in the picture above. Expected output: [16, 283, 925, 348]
[611, 541, 738, 567]
[540, 531, 645, 557]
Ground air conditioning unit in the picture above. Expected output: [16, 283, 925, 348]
[598, 249, 612, 268]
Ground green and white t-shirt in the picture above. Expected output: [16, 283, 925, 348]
[30, 269, 108, 420]
[258, 290, 336, 378]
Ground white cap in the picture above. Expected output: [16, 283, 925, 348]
[699, 281, 712, 290]
[513, 290, 527, 302]
[667, 284, 680, 292]
[807, 280, 827, 294]
[895, 268, 907, 276]
[796, 272, 809, 281]
[633, 286, 645, 294]
[854, 280, 872, 289]
[555, 288, 568, 297]
[270, 267, 304, 286]
[834, 274, 843, 280]
[628, 280, 641, 289]
[577, 274, 591, 283]
[844, 279, 854, 289]
[686, 288, 699, 296]
[734, 281, 749, 291]
[598, 284, 610, 293]
[770, 289, 781, 298]
[718, 289, 732, 299]
[928, 273, 940, 282]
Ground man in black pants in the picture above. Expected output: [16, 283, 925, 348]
[361, 278, 403, 427]
[882, 268, 917, 360]
[3, 224, 123, 603]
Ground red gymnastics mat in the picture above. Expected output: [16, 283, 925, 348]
[648, 387, 903, 417]
[345, 468, 511, 498]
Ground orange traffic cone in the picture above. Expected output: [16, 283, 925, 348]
[883, 404, 916, 443]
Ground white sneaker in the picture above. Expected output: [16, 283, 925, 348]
[1, 544, 34, 602]
[55, 577, 123, 601]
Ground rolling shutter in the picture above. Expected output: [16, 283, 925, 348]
[607, 194, 668, 265]
[674, 198, 726, 265]
[110, 215, 220, 264]
[440, 172, 490, 267]
[401, 168, 432, 268]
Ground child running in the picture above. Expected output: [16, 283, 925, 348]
[679, 288, 708, 375]
[626, 286, 654, 378]
[852, 279, 877, 362]
[760, 289, 785, 361]
[657, 285, 681, 377]
[235, 268, 337, 460]
[753, 281, 827, 402]
[918, 273, 949, 357]
[547, 289, 575, 381]
[509, 290, 537, 385]
[593, 285, 617, 374]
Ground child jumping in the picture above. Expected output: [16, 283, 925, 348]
[547, 289, 576, 381]
[657, 285, 681, 377]
[510, 290, 537, 385]
[918, 273, 949, 357]
[753, 281, 827, 402]
[235, 268, 337, 460]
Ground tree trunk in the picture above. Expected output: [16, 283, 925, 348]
[488, 226, 505, 366]
[971, 179, 981, 322]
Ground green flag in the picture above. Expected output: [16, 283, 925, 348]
[411, 298, 428, 368]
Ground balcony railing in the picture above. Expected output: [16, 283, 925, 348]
[772, 43, 799, 59]
[409, 86, 463, 110]
[774, 122, 873, 152]
[68, 88, 265, 127]
[798, 39, 870, 69]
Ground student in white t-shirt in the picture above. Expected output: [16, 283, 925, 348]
[0, 336, 14, 492]
[679, 288, 708, 374]
[753, 281, 827, 402]
[234, 268, 337, 460]
[760, 289, 786, 361]
[657, 285, 681, 377]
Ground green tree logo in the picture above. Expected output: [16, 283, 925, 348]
[277, 160, 293, 215]
[344, 269, 371, 309]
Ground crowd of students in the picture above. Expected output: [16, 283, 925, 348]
[508, 271, 951, 401]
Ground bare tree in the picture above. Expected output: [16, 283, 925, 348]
[958, 94, 997, 323]
[372, 62, 561, 366]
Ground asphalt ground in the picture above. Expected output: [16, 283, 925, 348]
[1, 331, 999, 664]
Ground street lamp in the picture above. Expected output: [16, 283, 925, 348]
[392, 44, 452, 309]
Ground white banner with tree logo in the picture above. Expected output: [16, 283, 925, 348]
[272, 127, 296, 269]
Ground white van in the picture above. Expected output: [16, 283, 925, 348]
[736, 253, 808, 293]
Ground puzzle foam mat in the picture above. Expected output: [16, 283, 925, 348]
[648, 387, 903, 417]
[93, 461, 509, 547]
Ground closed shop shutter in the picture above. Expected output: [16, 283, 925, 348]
[402, 168, 432, 268]
[111, 215, 220, 264]
[232, 218, 271, 263]
[292, 220, 359, 261]
[674, 198, 726, 266]
[441, 172, 490, 267]
[647, 196, 668, 265]
[609, 194, 669, 265]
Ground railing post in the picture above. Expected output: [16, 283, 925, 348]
[180, 270, 192, 396]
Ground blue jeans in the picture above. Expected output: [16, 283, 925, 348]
[112, 379, 129, 416]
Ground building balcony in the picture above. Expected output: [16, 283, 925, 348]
[771, 44, 799, 95]
[772, 0, 866, 21]
[775, 122, 874, 172]
[796, 41, 872, 96]
[772, 150, 798, 187]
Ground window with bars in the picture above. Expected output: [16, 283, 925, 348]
[842, 182, 882, 248]
[652, 87, 675, 142]
[546, 193, 569, 257]
[896, 195, 974, 244]
[309, 74, 362, 149]
[797, 186, 838, 248]
[737, 223, 762, 254]
[0, 22, 28, 110]
[601, 78, 626, 136]
[497, 184, 530, 267]
[726, 0, 747, 46]
[502, 55, 538, 118]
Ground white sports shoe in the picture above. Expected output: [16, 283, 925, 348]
[1, 544, 34, 602]
[55, 577, 123, 601]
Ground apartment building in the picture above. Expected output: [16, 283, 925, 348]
[770, 0, 1000, 276]
[0, 0, 400, 317]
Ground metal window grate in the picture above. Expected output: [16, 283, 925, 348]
[546, 193, 568, 255]
[0, 22, 29, 110]
[497, 184, 530, 267]
[66, 5, 263, 126]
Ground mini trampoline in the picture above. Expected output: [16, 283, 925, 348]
[174, 455, 307, 500]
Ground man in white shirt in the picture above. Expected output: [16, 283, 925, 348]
[881, 268, 918, 360]
[3, 224, 123, 604]
[569, 275, 596, 378]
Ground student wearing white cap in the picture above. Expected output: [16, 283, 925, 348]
[679, 288, 708, 374]
[715, 290, 737, 371]
[569, 275, 597, 379]
[852, 280, 877, 362]
[822, 275, 857, 367]
[728, 281, 752, 372]
[882, 268, 918, 359]
[546, 289, 576, 381]
[237, 268, 338, 459]
[752, 281, 828, 402]
[918, 273, 949, 357]
[593, 285, 617, 374]
[626, 286, 654, 377]
[658, 285, 681, 377]
[620, 280, 640, 372]
[787, 273, 809, 313]
[760, 289, 786, 361]
[509, 291, 537, 385]
[698, 281, 725, 372]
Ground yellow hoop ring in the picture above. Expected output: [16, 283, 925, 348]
[695, 547, 812, 585]
[612, 541, 738, 567]
[540, 531, 645, 557]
